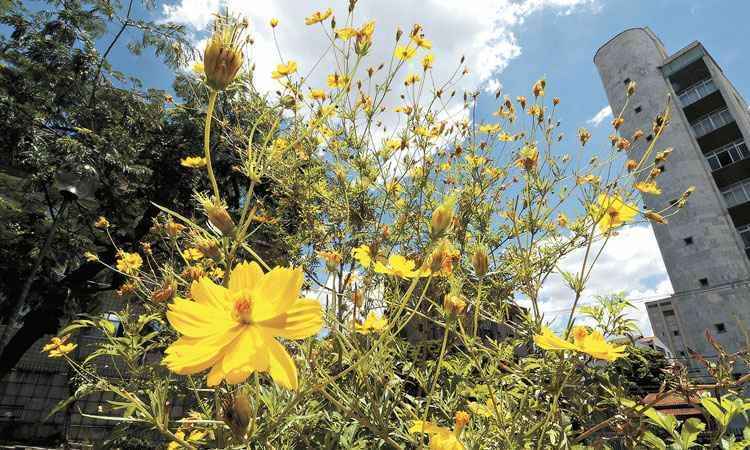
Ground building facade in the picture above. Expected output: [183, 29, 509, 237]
[594, 28, 750, 378]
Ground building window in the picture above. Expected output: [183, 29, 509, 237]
[673, 330, 680, 336]
[738, 225, 750, 257]
[684, 237, 694, 245]
[720, 178, 750, 208]
[691, 107, 733, 138]
[677, 78, 717, 107]
[699, 278, 709, 287]
[715, 323, 727, 333]
[634, 106, 642, 113]
[663, 309, 675, 317]
[705, 140, 750, 171]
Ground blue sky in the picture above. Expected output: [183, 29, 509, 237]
[25, 0, 748, 335]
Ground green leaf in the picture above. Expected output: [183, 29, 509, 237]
[643, 406, 678, 434]
[642, 431, 667, 450]
[701, 396, 728, 427]
[678, 418, 705, 448]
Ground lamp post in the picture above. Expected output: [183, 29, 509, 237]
[0, 165, 98, 350]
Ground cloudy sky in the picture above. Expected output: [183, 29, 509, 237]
[101, 0, 750, 335]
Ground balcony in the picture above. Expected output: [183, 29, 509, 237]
[678, 78, 717, 107]
[691, 108, 734, 138]
[738, 224, 750, 258]
[721, 178, 750, 208]
[706, 140, 750, 171]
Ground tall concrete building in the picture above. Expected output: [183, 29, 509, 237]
[595, 28, 750, 378]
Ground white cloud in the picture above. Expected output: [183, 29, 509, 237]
[537, 224, 673, 336]
[162, 0, 599, 98]
[587, 105, 612, 127]
[484, 78, 503, 94]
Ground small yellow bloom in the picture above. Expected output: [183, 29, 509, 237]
[556, 213, 568, 228]
[443, 293, 467, 316]
[94, 216, 110, 229]
[354, 311, 388, 334]
[374, 255, 425, 279]
[116, 251, 142, 275]
[479, 123, 501, 134]
[410, 411, 469, 450]
[404, 73, 421, 86]
[270, 18, 279, 28]
[318, 250, 342, 272]
[164, 262, 323, 389]
[590, 193, 638, 233]
[498, 132, 514, 142]
[394, 45, 417, 61]
[576, 174, 600, 185]
[83, 251, 98, 262]
[533, 326, 627, 362]
[182, 248, 204, 262]
[634, 180, 662, 195]
[42, 335, 77, 358]
[309, 89, 326, 101]
[165, 220, 186, 237]
[180, 156, 207, 168]
[351, 245, 373, 268]
[645, 210, 668, 224]
[422, 53, 434, 70]
[272, 61, 298, 79]
[515, 144, 538, 171]
[412, 35, 432, 49]
[327, 73, 350, 89]
[335, 27, 358, 40]
[305, 8, 332, 25]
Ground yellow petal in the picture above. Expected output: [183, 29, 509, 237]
[257, 298, 323, 339]
[206, 363, 225, 387]
[264, 332, 299, 390]
[167, 298, 235, 337]
[190, 278, 230, 311]
[533, 327, 577, 351]
[228, 261, 264, 292]
[163, 327, 241, 374]
[220, 327, 269, 377]
[409, 420, 446, 435]
[252, 266, 304, 321]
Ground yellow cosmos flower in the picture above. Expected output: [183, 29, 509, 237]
[533, 326, 627, 362]
[167, 429, 206, 450]
[412, 35, 433, 49]
[94, 216, 110, 229]
[42, 335, 77, 358]
[272, 61, 298, 79]
[351, 245, 373, 268]
[515, 144, 538, 171]
[83, 251, 98, 262]
[305, 8, 332, 25]
[116, 251, 142, 275]
[394, 45, 417, 61]
[180, 156, 207, 168]
[422, 53, 435, 70]
[354, 311, 388, 334]
[634, 180, 662, 195]
[327, 73, 350, 89]
[404, 73, 421, 86]
[498, 132, 514, 142]
[479, 123, 501, 134]
[335, 27, 358, 40]
[163, 262, 323, 389]
[309, 89, 326, 101]
[182, 248, 204, 262]
[374, 255, 426, 279]
[590, 193, 638, 233]
[410, 411, 470, 450]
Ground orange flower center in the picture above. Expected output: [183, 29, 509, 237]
[231, 289, 255, 324]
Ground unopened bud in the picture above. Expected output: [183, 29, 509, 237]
[151, 279, 176, 303]
[443, 293, 467, 317]
[471, 246, 489, 277]
[430, 195, 456, 238]
[223, 393, 252, 440]
[626, 80, 637, 96]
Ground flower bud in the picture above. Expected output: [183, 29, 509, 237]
[645, 210, 667, 224]
[471, 245, 489, 277]
[196, 194, 236, 236]
[195, 236, 221, 259]
[430, 195, 456, 238]
[152, 279, 176, 303]
[454, 411, 470, 433]
[352, 289, 364, 308]
[203, 12, 248, 91]
[223, 392, 252, 440]
[626, 80, 637, 96]
[443, 293, 467, 317]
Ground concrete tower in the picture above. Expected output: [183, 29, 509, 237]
[594, 28, 750, 377]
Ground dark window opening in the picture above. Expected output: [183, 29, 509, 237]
[663, 309, 675, 317]
[715, 323, 727, 333]
[634, 106, 642, 113]
[673, 330, 680, 336]
[699, 278, 709, 287]
[684, 237, 694, 245]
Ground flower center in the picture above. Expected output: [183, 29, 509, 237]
[231, 289, 254, 324]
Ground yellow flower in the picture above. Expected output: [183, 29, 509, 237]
[352, 245, 373, 268]
[576, 174, 600, 185]
[590, 193, 638, 233]
[422, 53, 434, 70]
[410, 411, 469, 450]
[182, 248, 204, 262]
[310, 89, 326, 101]
[412, 35, 433, 49]
[533, 326, 627, 362]
[42, 335, 77, 358]
[354, 311, 388, 334]
[335, 27, 358, 40]
[634, 180, 662, 195]
[498, 132, 514, 142]
[327, 73, 350, 89]
[318, 250, 342, 272]
[180, 156, 207, 168]
[479, 123, 501, 134]
[515, 144, 538, 171]
[556, 213, 568, 228]
[163, 262, 323, 389]
[116, 251, 142, 275]
[374, 255, 425, 279]
[394, 45, 417, 61]
[83, 251, 98, 262]
[94, 216, 110, 229]
[270, 18, 279, 28]
[166, 220, 186, 237]
[272, 61, 298, 79]
[404, 73, 421, 86]
[305, 8, 332, 25]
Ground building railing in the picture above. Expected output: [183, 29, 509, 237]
[691, 107, 734, 138]
[737, 224, 750, 258]
[721, 178, 750, 208]
[705, 140, 750, 171]
[678, 78, 717, 107]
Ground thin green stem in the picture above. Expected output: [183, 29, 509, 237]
[417, 318, 451, 450]
[204, 90, 221, 200]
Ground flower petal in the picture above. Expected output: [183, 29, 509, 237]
[163, 327, 242, 374]
[533, 327, 577, 351]
[229, 261, 264, 292]
[408, 420, 445, 435]
[167, 298, 235, 337]
[220, 327, 269, 377]
[257, 298, 323, 339]
[265, 334, 298, 390]
[190, 277, 229, 311]
[251, 266, 304, 321]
